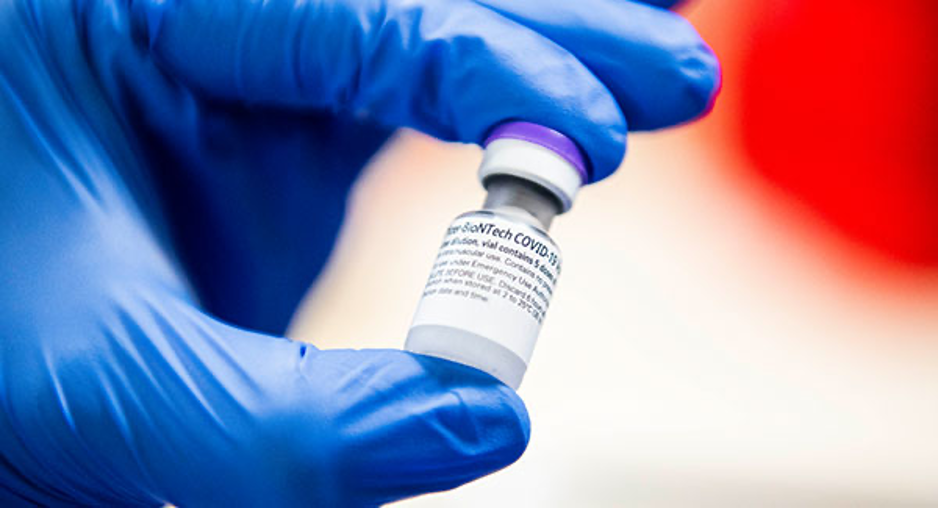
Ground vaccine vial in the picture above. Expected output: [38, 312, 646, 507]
[405, 122, 588, 389]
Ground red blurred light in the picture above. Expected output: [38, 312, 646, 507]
[741, 0, 937, 266]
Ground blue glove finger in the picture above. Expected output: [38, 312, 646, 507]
[476, 0, 721, 132]
[303, 349, 529, 505]
[1, 289, 528, 506]
[131, 0, 627, 180]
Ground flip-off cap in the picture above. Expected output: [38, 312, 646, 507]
[484, 122, 589, 183]
[480, 122, 587, 213]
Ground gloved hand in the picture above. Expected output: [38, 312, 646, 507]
[0, 0, 719, 504]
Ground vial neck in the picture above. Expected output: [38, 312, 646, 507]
[482, 175, 562, 230]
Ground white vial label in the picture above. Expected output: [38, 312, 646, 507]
[408, 211, 561, 367]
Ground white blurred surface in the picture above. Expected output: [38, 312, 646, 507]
[289, 127, 936, 506]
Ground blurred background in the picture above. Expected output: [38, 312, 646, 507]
[290, 0, 937, 505]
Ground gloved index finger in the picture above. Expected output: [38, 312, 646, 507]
[476, 0, 721, 136]
[132, 0, 627, 181]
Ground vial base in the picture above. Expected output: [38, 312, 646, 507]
[406, 325, 527, 390]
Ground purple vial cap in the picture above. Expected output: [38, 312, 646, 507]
[484, 122, 589, 184]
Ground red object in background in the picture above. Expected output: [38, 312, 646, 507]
[741, 0, 937, 267]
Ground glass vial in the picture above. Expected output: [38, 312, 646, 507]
[405, 122, 588, 389]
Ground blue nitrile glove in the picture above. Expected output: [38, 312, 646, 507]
[0, 0, 719, 505]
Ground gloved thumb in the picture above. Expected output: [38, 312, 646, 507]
[2, 288, 528, 506]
